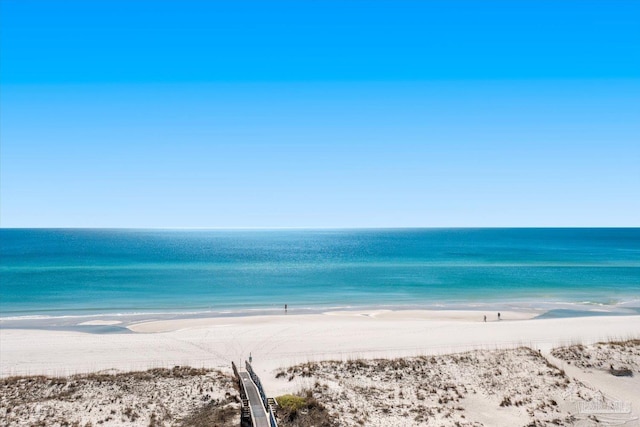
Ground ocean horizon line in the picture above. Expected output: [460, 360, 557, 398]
[2, 226, 639, 231]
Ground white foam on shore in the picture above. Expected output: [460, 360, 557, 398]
[77, 320, 123, 326]
[2, 298, 638, 325]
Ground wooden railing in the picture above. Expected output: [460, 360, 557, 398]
[232, 361, 252, 427]
[245, 361, 278, 427]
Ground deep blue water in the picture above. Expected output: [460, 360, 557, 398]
[1, 229, 639, 320]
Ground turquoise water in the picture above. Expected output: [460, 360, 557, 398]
[1, 229, 639, 322]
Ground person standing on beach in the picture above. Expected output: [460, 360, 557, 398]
[285, 304, 288, 313]
[498, 312, 501, 320]
[484, 315, 487, 322]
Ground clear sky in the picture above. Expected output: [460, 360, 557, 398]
[1, 0, 639, 227]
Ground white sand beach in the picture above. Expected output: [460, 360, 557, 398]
[2, 310, 637, 379]
[2, 310, 639, 426]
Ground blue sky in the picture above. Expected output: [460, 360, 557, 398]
[1, 0, 639, 227]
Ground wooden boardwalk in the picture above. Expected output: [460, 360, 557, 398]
[238, 370, 270, 427]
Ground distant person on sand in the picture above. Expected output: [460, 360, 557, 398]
[484, 315, 486, 322]
[498, 312, 501, 320]
[285, 304, 288, 313]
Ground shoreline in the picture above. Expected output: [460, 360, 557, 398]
[2, 299, 639, 332]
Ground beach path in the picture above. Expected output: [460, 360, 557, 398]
[239, 370, 270, 427]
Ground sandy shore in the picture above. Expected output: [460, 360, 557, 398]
[2, 310, 639, 425]
[1, 310, 637, 382]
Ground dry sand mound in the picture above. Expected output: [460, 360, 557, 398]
[0, 366, 239, 427]
[273, 347, 610, 427]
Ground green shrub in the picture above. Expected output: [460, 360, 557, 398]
[276, 394, 307, 412]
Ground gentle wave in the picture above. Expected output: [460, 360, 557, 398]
[3, 300, 639, 323]
[3, 261, 640, 272]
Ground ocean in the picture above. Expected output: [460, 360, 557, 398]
[1, 228, 639, 326]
